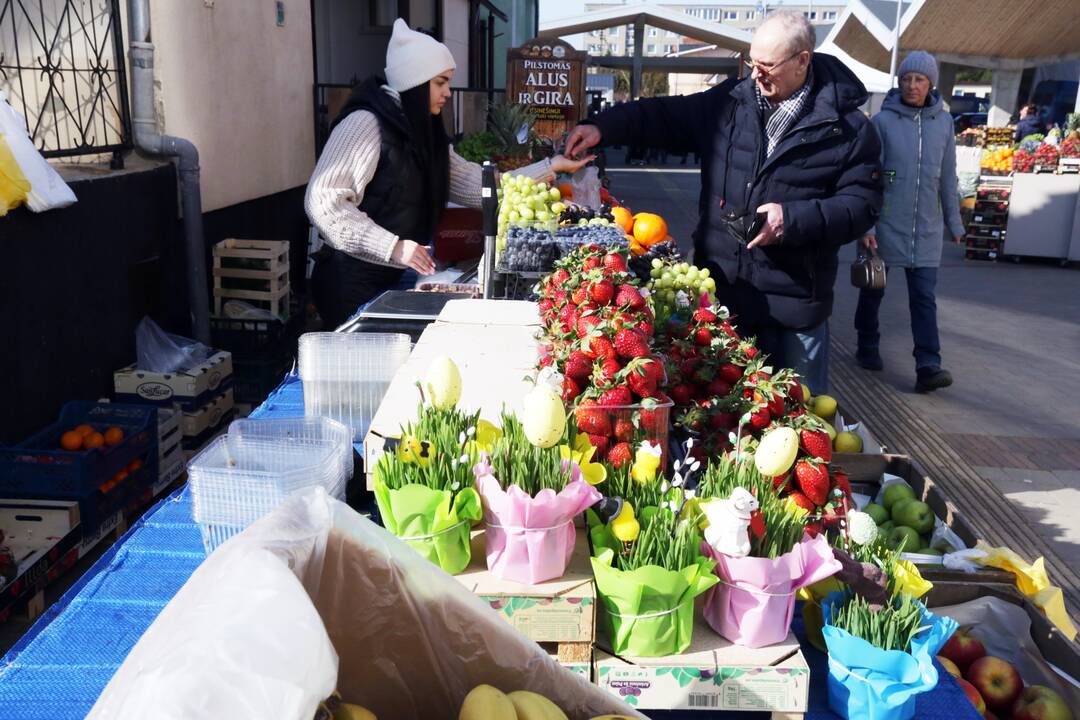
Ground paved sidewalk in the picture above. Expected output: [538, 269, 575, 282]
[606, 158, 1080, 572]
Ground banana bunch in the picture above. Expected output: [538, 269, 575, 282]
[314, 694, 376, 720]
[459, 684, 636, 720]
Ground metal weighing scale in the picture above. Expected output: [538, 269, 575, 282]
[337, 290, 473, 342]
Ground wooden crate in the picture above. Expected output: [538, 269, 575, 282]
[212, 239, 290, 319]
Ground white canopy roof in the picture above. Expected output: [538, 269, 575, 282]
[539, 3, 753, 53]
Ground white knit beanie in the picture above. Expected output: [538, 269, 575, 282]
[384, 19, 457, 93]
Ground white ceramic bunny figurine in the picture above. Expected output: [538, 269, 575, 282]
[703, 487, 759, 557]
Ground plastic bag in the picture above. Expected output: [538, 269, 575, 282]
[569, 166, 601, 209]
[222, 299, 279, 321]
[0, 92, 77, 212]
[0, 133, 31, 215]
[931, 594, 1080, 704]
[89, 488, 643, 720]
[135, 316, 212, 373]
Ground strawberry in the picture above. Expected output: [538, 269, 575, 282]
[581, 335, 614, 360]
[682, 407, 706, 431]
[749, 408, 771, 430]
[599, 385, 633, 407]
[707, 379, 732, 397]
[558, 304, 577, 330]
[831, 469, 851, 499]
[643, 357, 665, 385]
[794, 460, 829, 506]
[748, 370, 771, 385]
[626, 362, 658, 398]
[639, 320, 655, 338]
[613, 328, 650, 360]
[587, 434, 610, 460]
[538, 298, 554, 315]
[615, 284, 645, 309]
[788, 490, 817, 514]
[583, 255, 602, 271]
[608, 442, 633, 469]
[579, 301, 600, 315]
[799, 429, 833, 463]
[551, 268, 570, 286]
[718, 362, 743, 384]
[552, 289, 568, 306]
[804, 520, 823, 538]
[743, 346, 759, 360]
[767, 393, 786, 418]
[575, 401, 612, 436]
[670, 383, 694, 406]
[639, 403, 663, 432]
[771, 474, 790, 492]
[679, 357, 701, 378]
[561, 377, 582, 403]
[539, 354, 553, 368]
[693, 307, 717, 323]
[613, 418, 635, 442]
[576, 314, 601, 338]
[591, 279, 615, 305]
[571, 285, 589, 306]
[603, 253, 628, 273]
[709, 411, 735, 430]
[564, 351, 592, 382]
[693, 327, 713, 347]
[594, 357, 622, 387]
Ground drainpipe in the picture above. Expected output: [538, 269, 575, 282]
[127, 0, 211, 344]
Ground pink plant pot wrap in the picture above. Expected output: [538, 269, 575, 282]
[702, 532, 842, 648]
[475, 466, 601, 585]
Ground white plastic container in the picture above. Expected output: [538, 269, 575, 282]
[189, 416, 353, 553]
[298, 332, 411, 441]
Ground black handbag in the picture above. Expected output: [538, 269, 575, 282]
[851, 244, 887, 290]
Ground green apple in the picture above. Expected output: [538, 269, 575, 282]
[890, 498, 914, 520]
[864, 503, 889, 526]
[879, 520, 895, 534]
[834, 431, 863, 453]
[882, 484, 916, 511]
[886, 526, 921, 552]
[893, 500, 935, 534]
[811, 394, 838, 420]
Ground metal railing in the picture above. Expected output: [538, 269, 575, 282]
[0, 0, 132, 159]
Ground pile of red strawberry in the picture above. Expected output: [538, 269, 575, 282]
[537, 245, 669, 468]
[773, 422, 855, 537]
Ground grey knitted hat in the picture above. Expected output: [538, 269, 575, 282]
[898, 51, 938, 87]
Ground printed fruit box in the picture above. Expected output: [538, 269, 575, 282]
[114, 350, 234, 411]
[844, 453, 1014, 585]
[927, 582, 1080, 708]
[594, 612, 809, 712]
[455, 528, 596, 644]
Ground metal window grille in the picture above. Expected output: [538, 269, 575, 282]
[0, 0, 132, 159]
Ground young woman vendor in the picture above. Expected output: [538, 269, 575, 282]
[305, 19, 591, 328]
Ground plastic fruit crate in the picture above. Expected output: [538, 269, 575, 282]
[298, 332, 412, 442]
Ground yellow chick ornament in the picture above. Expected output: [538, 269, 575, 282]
[610, 501, 640, 543]
[397, 436, 434, 467]
[630, 441, 662, 484]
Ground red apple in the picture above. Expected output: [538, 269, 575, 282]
[957, 678, 987, 715]
[1012, 685, 1075, 720]
[967, 656, 1024, 710]
[940, 626, 987, 673]
[937, 655, 962, 679]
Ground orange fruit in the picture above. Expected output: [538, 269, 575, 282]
[82, 432, 105, 450]
[60, 431, 84, 451]
[104, 427, 124, 446]
[556, 183, 573, 200]
[630, 239, 648, 255]
[632, 212, 669, 247]
[73, 424, 94, 437]
[127, 458, 144, 473]
[611, 206, 635, 234]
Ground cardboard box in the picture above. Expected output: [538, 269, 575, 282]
[114, 351, 234, 411]
[456, 529, 596, 644]
[594, 614, 809, 713]
[181, 388, 235, 439]
[435, 299, 541, 327]
[545, 641, 592, 681]
[0, 499, 83, 619]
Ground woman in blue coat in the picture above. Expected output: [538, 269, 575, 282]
[854, 52, 965, 393]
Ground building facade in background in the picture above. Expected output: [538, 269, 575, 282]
[582, 1, 844, 59]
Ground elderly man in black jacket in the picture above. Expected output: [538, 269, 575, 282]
[566, 12, 882, 392]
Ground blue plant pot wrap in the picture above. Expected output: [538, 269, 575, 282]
[822, 592, 958, 720]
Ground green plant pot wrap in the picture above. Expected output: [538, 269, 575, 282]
[374, 480, 482, 575]
[590, 547, 719, 657]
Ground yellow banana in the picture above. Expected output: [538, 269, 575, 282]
[459, 684, 518, 720]
[508, 690, 567, 720]
[331, 702, 377, 720]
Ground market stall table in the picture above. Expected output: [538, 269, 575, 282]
[0, 379, 983, 718]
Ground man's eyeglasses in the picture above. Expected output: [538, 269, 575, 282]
[743, 50, 804, 77]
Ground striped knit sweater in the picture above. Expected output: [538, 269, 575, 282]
[305, 87, 555, 269]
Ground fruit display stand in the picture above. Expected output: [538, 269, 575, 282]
[594, 613, 810, 715]
[1002, 172, 1080, 261]
[456, 529, 596, 679]
[844, 453, 1015, 585]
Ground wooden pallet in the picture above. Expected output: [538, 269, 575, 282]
[212, 239, 290, 319]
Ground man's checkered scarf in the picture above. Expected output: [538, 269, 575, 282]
[756, 69, 814, 157]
